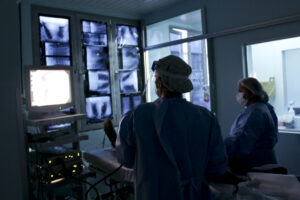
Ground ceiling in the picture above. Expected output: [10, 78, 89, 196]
[30, 0, 186, 19]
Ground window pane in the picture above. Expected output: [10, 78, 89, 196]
[86, 46, 109, 70]
[120, 70, 139, 94]
[246, 36, 300, 131]
[39, 15, 71, 66]
[88, 70, 110, 94]
[146, 9, 203, 46]
[86, 96, 112, 122]
[121, 95, 142, 115]
[145, 40, 210, 110]
[117, 25, 138, 46]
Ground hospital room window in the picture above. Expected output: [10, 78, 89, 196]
[245, 36, 300, 132]
[38, 15, 71, 66]
[144, 9, 210, 110]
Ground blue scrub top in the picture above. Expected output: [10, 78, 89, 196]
[225, 102, 278, 168]
[116, 97, 227, 200]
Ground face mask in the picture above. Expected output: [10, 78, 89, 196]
[236, 92, 248, 106]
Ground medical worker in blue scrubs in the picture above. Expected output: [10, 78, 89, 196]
[116, 55, 227, 200]
[225, 77, 278, 175]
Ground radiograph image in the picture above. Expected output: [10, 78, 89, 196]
[86, 96, 112, 121]
[86, 46, 108, 70]
[46, 57, 71, 66]
[45, 42, 70, 56]
[121, 47, 139, 70]
[39, 16, 69, 43]
[117, 25, 138, 46]
[88, 70, 111, 94]
[122, 95, 142, 115]
[120, 70, 138, 94]
[82, 21, 107, 46]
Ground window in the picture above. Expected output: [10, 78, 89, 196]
[144, 9, 211, 110]
[245, 36, 300, 132]
[33, 8, 144, 130]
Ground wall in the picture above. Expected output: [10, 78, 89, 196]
[143, 0, 300, 174]
[0, 0, 28, 199]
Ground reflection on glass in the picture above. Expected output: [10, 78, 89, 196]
[86, 46, 108, 70]
[86, 96, 112, 122]
[45, 42, 70, 56]
[122, 96, 142, 115]
[39, 16, 69, 43]
[120, 70, 138, 94]
[121, 47, 139, 69]
[117, 25, 138, 46]
[88, 70, 110, 94]
[46, 57, 70, 66]
[146, 9, 202, 46]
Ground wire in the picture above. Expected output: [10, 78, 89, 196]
[70, 176, 101, 200]
[85, 164, 123, 200]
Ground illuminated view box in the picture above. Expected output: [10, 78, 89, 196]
[25, 66, 74, 113]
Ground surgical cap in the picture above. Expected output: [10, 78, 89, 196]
[153, 55, 193, 93]
[239, 77, 269, 102]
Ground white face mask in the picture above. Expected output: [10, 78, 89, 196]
[236, 92, 248, 106]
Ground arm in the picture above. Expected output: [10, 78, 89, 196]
[206, 116, 228, 179]
[225, 110, 264, 158]
[115, 111, 136, 168]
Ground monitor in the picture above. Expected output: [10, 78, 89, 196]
[25, 66, 74, 113]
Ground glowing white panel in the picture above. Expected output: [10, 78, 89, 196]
[30, 70, 72, 107]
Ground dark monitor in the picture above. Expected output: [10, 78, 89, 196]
[25, 66, 74, 113]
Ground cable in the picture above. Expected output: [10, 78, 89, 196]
[70, 176, 101, 200]
[85, 164, 123, 200]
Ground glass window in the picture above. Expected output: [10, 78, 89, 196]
[144, 39, 210, 110]
[245, 36, 300, 131]
[81, 20, 112, 123]
[146, 9, 203, 47]
[39, 16, 71, 66]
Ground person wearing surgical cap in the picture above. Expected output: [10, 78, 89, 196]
[116, 55, 227, 200]
[225, 77, 278, 175]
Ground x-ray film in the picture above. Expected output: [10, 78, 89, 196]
[82, 20, 107, 34]
[39, 16, 69, 43]
[117, 25, 138, 46]
[86, 96, 112, 121]
[121, 47, 139, 69]
[88, 70, 111, 94]
[122, 95, 142, 115]
[45, 42, 70, 56]
[86, 46, 108, 70]
[120, 70, 138, 94]
[46, 57, 71, 66]
[83, 33, 107, 46]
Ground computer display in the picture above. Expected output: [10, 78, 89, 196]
[25, 66, 73, 113]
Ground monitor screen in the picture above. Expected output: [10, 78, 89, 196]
[25, 66, 73, 113]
